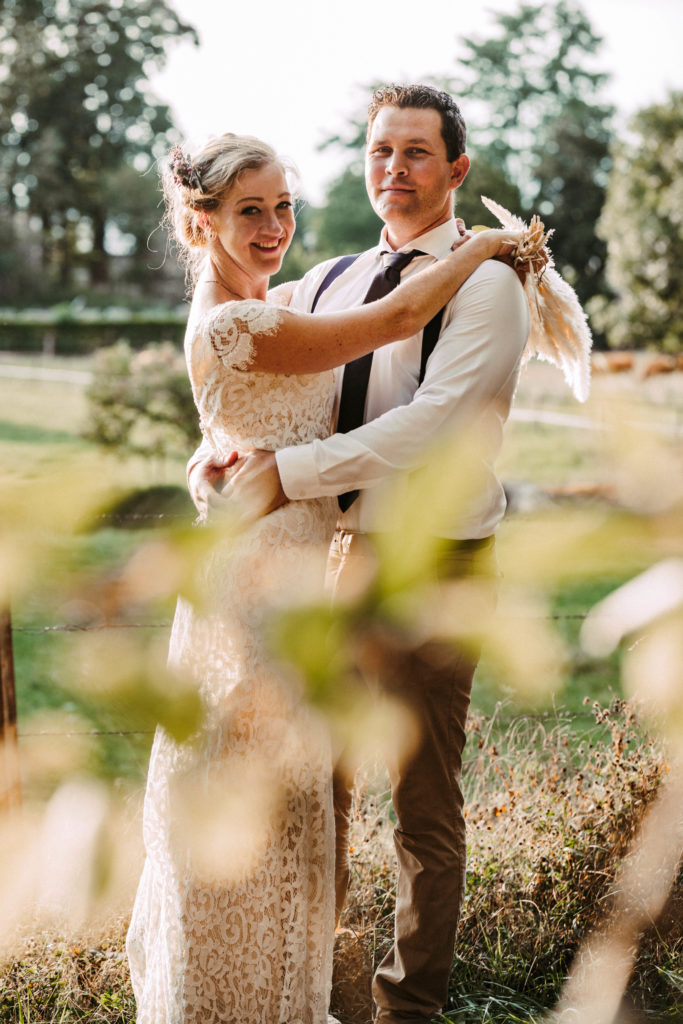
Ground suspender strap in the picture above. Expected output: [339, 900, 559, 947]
[419, 307, 445, 385]
[311, 253, 360, 312]
[311, 250, 444, 386]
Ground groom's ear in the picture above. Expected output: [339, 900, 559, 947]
[450, 154, 470, 191]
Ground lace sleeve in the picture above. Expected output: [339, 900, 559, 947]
[200, 300, 284, 371]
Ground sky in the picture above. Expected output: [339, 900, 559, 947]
[149, 0, 683, 204]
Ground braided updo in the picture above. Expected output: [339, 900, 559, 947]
[162, 133, 285, 282]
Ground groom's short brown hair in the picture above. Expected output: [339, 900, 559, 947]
[367, 84, 467, 161]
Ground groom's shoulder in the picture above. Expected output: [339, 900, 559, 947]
[459, 256, 526, 303]
[447, 258, 528, 335]
[470, 256, 521, 285]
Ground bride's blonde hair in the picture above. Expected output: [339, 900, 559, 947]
[162, 133, 289, 283]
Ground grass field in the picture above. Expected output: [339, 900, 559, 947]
[1, 351, 681, 1022]
[1, 352, 648, 770]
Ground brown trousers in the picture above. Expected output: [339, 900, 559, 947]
[326, 530, 499, 1024]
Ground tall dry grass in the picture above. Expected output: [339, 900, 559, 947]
[2, 703, 677, 1024]
[331, 702, 680, 1023]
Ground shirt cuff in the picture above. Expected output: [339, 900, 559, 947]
[275, 444, 321, 500]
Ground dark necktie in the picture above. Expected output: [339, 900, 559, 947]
[337, 249, 424, 511]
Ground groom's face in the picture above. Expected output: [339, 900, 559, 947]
[365, 106, 469, 246]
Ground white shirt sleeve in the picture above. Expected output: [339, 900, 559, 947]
[276, 260, 529, 499]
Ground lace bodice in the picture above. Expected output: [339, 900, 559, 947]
[185, 299, 335, 457]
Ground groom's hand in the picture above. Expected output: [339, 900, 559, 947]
[226, 450, 288, 520]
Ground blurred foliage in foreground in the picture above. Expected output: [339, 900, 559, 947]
[0, 706, 679, 1023]
[343, 703, 680, 1023]
[1, 374, 682, 1019]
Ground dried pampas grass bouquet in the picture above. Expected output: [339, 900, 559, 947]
[481, 196, 593, 403]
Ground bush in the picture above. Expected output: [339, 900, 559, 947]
[84, 340, 199, 459]
[0, 307, 186, 354]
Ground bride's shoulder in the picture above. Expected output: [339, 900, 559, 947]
[195, 299, 284, 340]
[187, 298, 287, 372]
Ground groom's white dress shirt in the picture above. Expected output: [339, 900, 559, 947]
[276, 219, 530, 540]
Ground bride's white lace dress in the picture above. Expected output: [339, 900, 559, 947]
[127, 300, 338, 1024]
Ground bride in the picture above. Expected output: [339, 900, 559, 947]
[126, 132, 521, 1024]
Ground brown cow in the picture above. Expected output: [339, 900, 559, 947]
[643, 355, 677, 378]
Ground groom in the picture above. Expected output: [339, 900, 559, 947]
[189, 84, 529, 1023]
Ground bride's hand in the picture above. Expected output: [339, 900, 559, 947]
[190, 451, 241, 516]
[450, 227, 526, 283]
[469, 228, 524, 259]
[449, 226, 522, 257]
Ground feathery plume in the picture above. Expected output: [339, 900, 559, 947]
[481, 196, 593, 402]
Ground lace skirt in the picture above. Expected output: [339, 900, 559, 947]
[127, 498, 338, 1024]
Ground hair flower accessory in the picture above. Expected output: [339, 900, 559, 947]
[169, 146, 205, 194]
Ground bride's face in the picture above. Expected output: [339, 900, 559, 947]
[210, 163, 295, 277]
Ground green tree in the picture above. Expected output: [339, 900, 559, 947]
[312, 86, 390, 258]
[452, 153, 523, 231]
[0, 0, 196, 301]
[590, 93, 683, 352]
[450, 0, 614, 306]
[314, 166, 382, 259]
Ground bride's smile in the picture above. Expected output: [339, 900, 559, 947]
[210, 162, 295, 278]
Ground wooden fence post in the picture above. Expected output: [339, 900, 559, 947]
[0, 605, 22, 812]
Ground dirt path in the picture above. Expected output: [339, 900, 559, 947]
[0, 364, 92, 384]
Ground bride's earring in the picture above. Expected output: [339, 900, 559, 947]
[198, 212, 216, 240]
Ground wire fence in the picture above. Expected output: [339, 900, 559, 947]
[5, 609, 595, 750]
[18, 729, 154, 737]
[0, 509, 600, 806]
[14, 623, 171, 634]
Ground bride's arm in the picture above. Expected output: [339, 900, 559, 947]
[246, 229, 520, 374]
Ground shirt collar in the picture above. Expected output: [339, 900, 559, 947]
[377, 219, 461, 260]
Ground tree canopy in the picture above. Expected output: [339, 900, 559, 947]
[0, 0, 196, 300]
[592, 92, 683, 352]
[316, 2, 613, 316]
[449, 0, 614, 306]
[314, 166, 383, 259]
